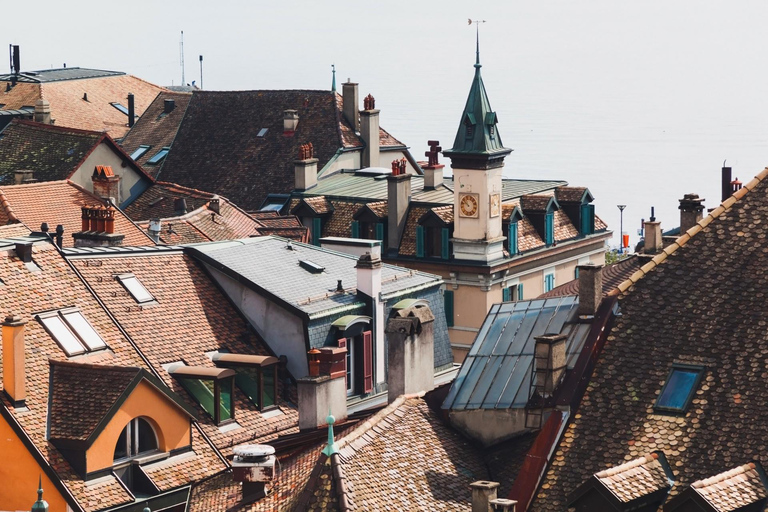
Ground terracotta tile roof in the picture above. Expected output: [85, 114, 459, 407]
[257, 215, 303, 229]
[357, 200, 388, 219]
[398, 206, 430, 256]
[322, 201, 360, 238]
[0, 120, 103, 183]
[253, 226, 310, 243]
[539, 255, 643, 299]
[430, 205, 454, 224]
[502, 202, 522, 221]
[0, 82, 40, 109]
[521, 194, 555, 213]
[530, 166, 768, 511]
[553, 209, 579, 240]
[0, 180, 155, 247]
[554, 186, 590, 203]
[685, 463, 768, 511]
[300, 196, 335, 216]
[123, 181, 214, 221]
[250, 211, 279, 220]
[119, 91, 192, 173]
[71, 250, 300, 456]
[48, 362, 142, 442]
[0, 223, 31, 237]
[592, 452, 672, 504]
[518, 217, 545, 252]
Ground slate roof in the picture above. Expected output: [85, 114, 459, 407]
[555, 186, 592, 204]
[442, 296, 591, 410]
[0, 239, 224, 510]
[188, 237, 442, 319]
[530, 166, 768, 511]
[119, 91, 192, 173]
[539, 255, 644, 299]
[0, 180, 155, 247]
[676, 463, 768, 511]
[124, 181, 216, 221]
[68, 247, 300, 455]
[152, 90, 406, 211]
[0, 70, 166, 138]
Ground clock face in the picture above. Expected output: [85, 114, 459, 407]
[490, 194, 501, 218]
[459, 193, 479, 218]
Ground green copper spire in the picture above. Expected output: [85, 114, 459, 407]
[322, 411, 339, 456]
[331, 64, 336, 93]
[31, 475, 48, 512]
[443, 22, 511, 166]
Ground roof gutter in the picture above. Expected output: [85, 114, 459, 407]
[380, 279, 443, 302]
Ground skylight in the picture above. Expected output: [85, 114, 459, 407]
[37, 309, 107, 356]
[654, 364, 704, 413]
[146, 147, 170, 165]
[115, 273, 155, 303]
[110, 102, 129, 115]
[257, 128, 268, 137]
[129, 145, 150, 160]
[299, 260, 325, 274]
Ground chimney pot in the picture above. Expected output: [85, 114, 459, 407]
[577, 263, 603, 316]
[2, 314, 27, 407]
[91, 166, 121, 205]
[679, 193, 705, 234]
[294, 144, 318, 191]
[40, 222, 49, 233]
[209, 196, 220, 214]
[489, 498, 517, 512]
[15, 242, 32, 263]
[33, 99, 51, 124]
[298, 348, 348, 430]
[471, 481, 500, 512]
[643, 219, 663, 254]
[174, 198, 188, 215]
[127, 93, 135, 127]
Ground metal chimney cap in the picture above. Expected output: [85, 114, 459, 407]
[233, 444, 275, 458]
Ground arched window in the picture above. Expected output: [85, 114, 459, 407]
[113, 417, 158, 462]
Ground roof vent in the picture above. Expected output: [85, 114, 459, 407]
[174, 198, 188, 215]
[164, 99, 176, 114]
[232, 444, 276, 503]
[299, 260, 324, 274]
[336, 279, 343, 292]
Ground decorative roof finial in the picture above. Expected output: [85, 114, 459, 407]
[31, 475, 48, 512]
[331, 64, 336, 93]
[468, 19, 486, 70]
[322, 410, 339, 456]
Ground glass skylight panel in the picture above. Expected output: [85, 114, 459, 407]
[655, 365, 704, 412]
[257, 128, 268, 137]
[61, 310, 107, 351]
[146, 147, 170, 165]
[110, 102, 129, 115]
[39, 314, 85, 356]
[116, 274, 155, 303]
[129, 145, 150, 160]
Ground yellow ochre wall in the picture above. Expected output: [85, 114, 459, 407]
[0, 412, 69, 511]
[85, 380, 191, 474]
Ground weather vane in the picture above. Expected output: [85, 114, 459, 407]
[468, 19, 487, 66]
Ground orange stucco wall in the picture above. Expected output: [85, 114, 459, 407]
[85, 380, 191, 474]
[0, 412, 70, 511]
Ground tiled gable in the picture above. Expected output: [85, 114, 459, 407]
[683, 463, 768, 511]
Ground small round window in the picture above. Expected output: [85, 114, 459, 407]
[113, 417, 158, 462]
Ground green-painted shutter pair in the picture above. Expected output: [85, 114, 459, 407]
[415, 226, 450, 259]
[580, 204, 595, 235]
[508, 222, 518, 255]
[545, 212, 554, 246]
[444, 290, 454, 327]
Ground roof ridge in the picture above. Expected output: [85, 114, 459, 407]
[154, 181, 215, 199]
[614, 166, 768, 296]
[123, 73, 170, 93]
[595, 452, 659, 479]
[11, 118, 104, 137]
[0, 188, 20, 223]
[49, 358, 142, 373]
[691, 462, 756, 489]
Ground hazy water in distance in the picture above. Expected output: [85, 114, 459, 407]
[8, 0, 768, 248]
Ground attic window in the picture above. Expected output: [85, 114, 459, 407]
[146, 147, 170, 165]
[213, 354, 279, 411]
[129, 145, 150, 160]
[299, 260, 325, 273]
[37, 308, 108, 356]
[170, 365, 235, 425]
[115, 273, 155, 304]
[113, 417, 158, 462]
[110, 102, 129, 115]
[654, 364, 704, 413]
[257, 128, 268, 137]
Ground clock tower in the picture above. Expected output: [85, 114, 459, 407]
[443, 32, 511, 263]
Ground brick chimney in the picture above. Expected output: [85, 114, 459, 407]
[360, 94, 380, 168]
[283, 109, 299, 135]
[294, 143, 318, 191]
[231, 444, 276, 503]
[679, 193, 705, 234]
[297, 347, 347, 431]
[386, 304, 435, 403]
[423, 140, 444, 189]
[533, 333, 567, 398]
[644, 219, 662, 254]
[721, 166, 732, 203]
[72, 205, 125, 247]
[209, 195, 220, 214]
[342, 80, 360, 133]
[91, 166, 120, 205]
[577, 263, 603, 316]
[14, 170, 34, 185]
[2, 315, 27, 407]
[33, 99, 51, 124]
[386, 161, 411, 253]
[471, 481, 500, 512]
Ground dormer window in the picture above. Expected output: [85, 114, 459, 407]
[37, 308, 107, 356]
[170, 365, 235, 425]
[416, 207, 453, 260]
[213, 354, 279, 411]
[545, 211, 554, 246]
[654, 364, 704, 413]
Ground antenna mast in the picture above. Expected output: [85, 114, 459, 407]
[180, 31, 185, 86]
[199, 55, 203, 90]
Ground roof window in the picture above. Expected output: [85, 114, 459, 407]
[129, 145, 150, 160]
[110, 102, 129, 115]
[37, 308, 108, 356]
[115, 273, 155, 304]
[257, 128, 268, 137]
[654, 364, 704, 413]
[299, 260, 325, 274]
[170, 365, 235, 425]
[146, 147, 170, 165]
[213, 354, 279, 411]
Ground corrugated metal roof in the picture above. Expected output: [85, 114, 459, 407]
[0, 67, 125, 83]
[442, 296, 591, 410]
[304, 172, 567, 205]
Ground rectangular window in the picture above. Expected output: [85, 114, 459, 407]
[545, 212, 555, 246]
[129, 145, 150, 160]
[444, 289, 454, 327]
[351, 220, 359, 238]
[213, 354, 279, 411]
[146, 147, 170, 165]
[110, 102, 129, 115]
[508, 222, 518, 255]
[39, 314, 86, 356]
[416, 226, 425, 257]
[362, 330, 373, 394]
[172, 367, 236, 425]
[60, 309, 107, 351]
[37, 309, 108, 356]
[654, 365, 704, 413]
[115, 273, 155, 303]
[257, 128, 268, 137]
[503, 285, 517, 302]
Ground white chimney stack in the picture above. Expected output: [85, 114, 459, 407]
[232, 444, 276, 503]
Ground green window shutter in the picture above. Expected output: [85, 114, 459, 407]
[444, 290, 454, 327]
[575, 266, 580, 279]
[580, 204, 590, 235]
[351, 220, 359, 238]
[503, 286, 511, 302]
[588, 204, 595, 234]
[312, 218, 321, 246]
[416, 226, 425, 257]
[545, 274, 555, 293]
[508, 222, 518, 255]
[545, 212, 554, 246]
[441, 228, 450, 260]
[517, 283, 524, 301]
[375, 222, 384, 241]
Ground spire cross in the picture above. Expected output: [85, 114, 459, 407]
[468, 19, 487, 67]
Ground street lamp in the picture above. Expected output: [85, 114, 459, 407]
[617, 205, 626, 253]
